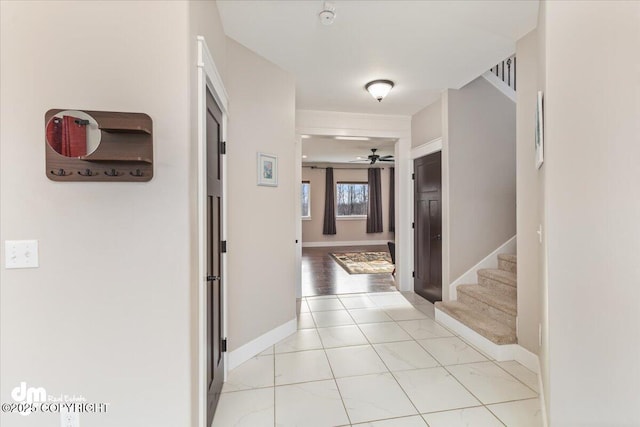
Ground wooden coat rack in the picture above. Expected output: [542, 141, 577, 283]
[45, 109, 153, 182]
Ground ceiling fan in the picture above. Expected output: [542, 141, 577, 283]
[351, 148, 394, 165]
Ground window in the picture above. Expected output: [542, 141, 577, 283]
[336, 182, 368, 217]
[301, 181, 310, 218]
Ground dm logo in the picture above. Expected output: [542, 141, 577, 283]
[11, 382, 47, 416]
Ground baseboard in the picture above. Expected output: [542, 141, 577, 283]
[510, 343, 540, 373]
[482, 71, 516, 103]
[227, 318, 296, 370]
[435, 307, 539, 373]
[449, 235, 516, 300]
[302, 240, 391, 248]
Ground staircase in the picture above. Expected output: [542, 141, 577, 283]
[435, 254, 517, 345]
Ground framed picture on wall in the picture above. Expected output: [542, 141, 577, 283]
[535, 91, 544, 169]
[257, 152, 278, 187]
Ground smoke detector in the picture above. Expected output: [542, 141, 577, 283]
[319, 2, 336, 26]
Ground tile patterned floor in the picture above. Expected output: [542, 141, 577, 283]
[213, 291, 543, 427]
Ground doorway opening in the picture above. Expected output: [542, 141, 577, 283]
[298, 135, 398, 297]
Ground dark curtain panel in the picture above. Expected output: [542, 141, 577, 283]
[389, 167, 395, 232]
[367, 168, 383, 233]
[323, 167, 337, 235]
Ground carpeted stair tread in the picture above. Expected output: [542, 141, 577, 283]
[435, 301, 517, 345]
[497, 254, 517, 264]
[457, 284, 517, 316]
[478, 268, 517, 287]
[497, 254, 518, 274]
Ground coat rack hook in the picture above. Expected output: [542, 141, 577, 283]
[78, 168, 97, 177]
[129, 169, 143, 177]
[104, 168, 120, 177]
[50, 168, 70, 176]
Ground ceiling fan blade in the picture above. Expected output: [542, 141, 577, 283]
[379, 155, 394, 160]
[379, 158, 395, 162]
[349, 159, 369, 163]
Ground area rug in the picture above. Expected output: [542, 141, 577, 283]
[330, 251, 394, 275]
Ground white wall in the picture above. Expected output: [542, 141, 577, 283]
[515, 29, 541, 355]
[542, 1, 640, 424]
[444, 77, 517, 285]
[0, 2, 298, 426]
[225, 38, 297, 351]
[301, 165, 394, 244]
[0, 1, 193, 426]
[411, 99, 442, 148]
[536, 1, 550, 418]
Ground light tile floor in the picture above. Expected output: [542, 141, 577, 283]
[213, 291, 543, 427]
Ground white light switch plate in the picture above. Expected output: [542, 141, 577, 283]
[5, 240, 39, 269]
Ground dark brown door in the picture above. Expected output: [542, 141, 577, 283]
[414, 151, 442, 303]
[206, 89, 224, 426]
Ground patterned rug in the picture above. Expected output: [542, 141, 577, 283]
[330, 251, 394, 275]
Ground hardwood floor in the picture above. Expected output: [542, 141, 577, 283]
[301, 245, 397, 296]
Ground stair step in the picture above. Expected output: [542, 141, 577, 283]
[478, 269, 516, 297]
[457, 284, 517, 316]
[497, 254, 517, 264]
[457, 285, 517, 329]
[478, 268, 516, 287]
[497, 254, 517, 274]
[435, 301, 517, 345]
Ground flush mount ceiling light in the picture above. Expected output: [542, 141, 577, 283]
[365, 80, 395, 102]
[301, 135, 311, 139]
[335, 136, 371, 141]
[319, 2, 336, 26]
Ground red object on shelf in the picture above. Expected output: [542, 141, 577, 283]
[62, 115, 87, 157]
[46, 117, 63, 153]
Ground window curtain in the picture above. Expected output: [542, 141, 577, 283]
[389, 167, 395, 232]
[323, 167, 337, 235]
[366, 168, 383, 233]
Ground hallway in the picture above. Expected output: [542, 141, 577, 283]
[302, 245, 397, 296]
[213, 291, 542, 426]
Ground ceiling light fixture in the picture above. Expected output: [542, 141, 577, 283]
[301, 135, 311, 139]
[302, 155, 308, 159]
[319, 2, 336, 26]
[335, 136, 370, 141]
[365, 79, 394, 102]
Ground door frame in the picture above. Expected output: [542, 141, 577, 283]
[197, 36, 228, 427]
[295, 110, 413, 293]
[410, 137, 450, 301]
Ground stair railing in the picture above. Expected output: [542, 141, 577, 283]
[489, 55, 516, 91]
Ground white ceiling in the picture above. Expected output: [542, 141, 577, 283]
[217, 0, 538, 115]
[302, 136, 395, 164]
